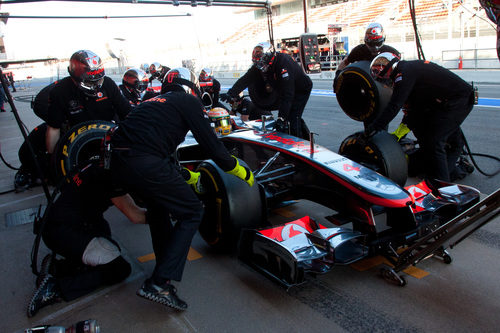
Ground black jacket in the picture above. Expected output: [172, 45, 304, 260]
[112, 91, 235, 171]
[346, 44, 401, 64]
[371, 60, 474, 131]
[200, 79, 222, 106]
[47, 76, 131, 129]
[228, 53, 312, 119]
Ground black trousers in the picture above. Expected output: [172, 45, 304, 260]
[288, 89, 312, 140]
[111, 149, 203, 283]
[43, 215, 130, 301]
[410, 94, 473, 182]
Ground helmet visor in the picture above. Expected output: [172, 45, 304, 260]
[80, 77, 104, 96]
[217, 118, 230, 128]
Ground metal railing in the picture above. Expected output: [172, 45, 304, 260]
[442, 48, 500, 69]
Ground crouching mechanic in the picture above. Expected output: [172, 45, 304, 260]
[27, 162, 146, 317]
[222, 42, 312, 140]
[228, 92, 272, 122]
[109, 67, 254, 310]
[366, 52, 475, 183]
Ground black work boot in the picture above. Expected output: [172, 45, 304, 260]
[36, 254, 54, 288]
[14, 169, 33, 192]
[27, 274, 62, 317]
[136, 279, 188, 310]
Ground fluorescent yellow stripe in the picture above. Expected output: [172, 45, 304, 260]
[137, 247, 202, 263]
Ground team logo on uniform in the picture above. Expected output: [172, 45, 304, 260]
[281, 68, 289, 78]
[395, 73, 403, 83]
[97, 92, 103, 98]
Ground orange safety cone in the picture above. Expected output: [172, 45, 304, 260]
[458, 56, 463, 69]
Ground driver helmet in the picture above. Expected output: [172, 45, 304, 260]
[370, 52, 400, 81]
[199, 67, 213, 82]
[68, 50, 105, 97]
[161, 67, 201, 97]
[208, 107, 231, 136]
[364, 23, 386, 55]
[252, 41, 276, 72]
[122, 68, 149, 93]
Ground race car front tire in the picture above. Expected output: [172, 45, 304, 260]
[196, 159, 266, 251]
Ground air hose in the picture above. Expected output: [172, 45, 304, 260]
[462, 133, 500, 177]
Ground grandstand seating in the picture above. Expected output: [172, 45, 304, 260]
[221, 0, 467, 45]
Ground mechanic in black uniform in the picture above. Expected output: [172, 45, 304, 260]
[480, 0, 500, 61]
[119, 68, 149, 106]
[45, 49, 131, 155]
[198, 67, 227, 109]
[228, 92, 272, 121]
[148, 62, 170, 84]
[334, 23, 400, 93]
[109, 67, 254, 310]
[366, 52, 475, 183]
[337, 23, 400, 71]
[27, 162, 146, 317]
[221, 42, 312, 140]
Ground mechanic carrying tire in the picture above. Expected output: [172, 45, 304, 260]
[365, 52, 475, 184]
[335, 60, 408, 186]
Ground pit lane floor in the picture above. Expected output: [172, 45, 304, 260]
[1, 76, 499, 332]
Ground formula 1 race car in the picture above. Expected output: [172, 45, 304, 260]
[52, 116, 500, 288]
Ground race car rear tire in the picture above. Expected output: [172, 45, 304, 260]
[196, 159, 266, 252]
[52, 120, 116, 181]
[334, 60, 392, 123]
[248, 75, 280, 111]
[339, 131, 408, 187]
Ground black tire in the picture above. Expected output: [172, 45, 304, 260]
[334, 61, 393, 123]
[196, 159, 266, 252]
[248, 75, 280, 111]
[52, 120, 116, 181]
[339, 131, 408, 187]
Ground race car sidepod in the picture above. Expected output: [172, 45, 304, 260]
[239, 216, 368, 288]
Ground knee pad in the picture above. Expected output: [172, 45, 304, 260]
[82, 237, 120, 266]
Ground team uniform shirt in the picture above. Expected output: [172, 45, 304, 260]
[47, 76, 131, 129]
[200, 78, 222, 106]
[371, 60, 474, 131]
[228, 53, 312, 120]
[346, 44, 401, 63]
[112, 91, 235, 171]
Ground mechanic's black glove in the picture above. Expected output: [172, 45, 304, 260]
[219, 93, 231, 103]
[274, 117, 289, 133]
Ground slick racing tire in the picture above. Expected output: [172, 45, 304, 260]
[334, 60, 392, 123]
[248, 75, 280, 111]
[196, 159, 265, 252]
[52, 120, 116, 182]
[339, 131, 408, 187]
